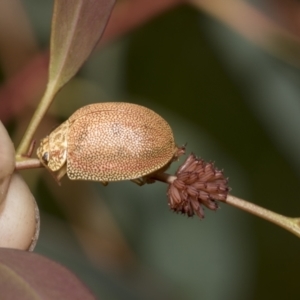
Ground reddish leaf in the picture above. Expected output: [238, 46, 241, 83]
[0, 248, 95, 299]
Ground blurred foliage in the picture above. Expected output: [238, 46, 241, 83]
[2, 1, 300, 300]
[0, 248, 95, 299]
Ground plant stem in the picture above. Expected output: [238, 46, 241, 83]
[152, 172, 177, 184]
[15, 158, 42, 170]
[226, 194, 300, 238]
[16, 82, 57, 157]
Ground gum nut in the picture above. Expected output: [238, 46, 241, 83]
[0, 174, 40, 251]
[0, 121, 15, 203]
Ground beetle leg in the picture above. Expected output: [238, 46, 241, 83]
[100, 181, 108, 186]
[55, 164, 67, 181]
[130, 176, 159, 186]
[26, 140, 36, 157]
[131, 178, 145, 186]
[172, 144, 186, 161]
[131, 177, 156, 186]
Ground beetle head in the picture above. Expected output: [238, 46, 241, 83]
[37, 137, 50, 167]
[37, 135, 67, 172]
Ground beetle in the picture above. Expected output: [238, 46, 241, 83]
[37, 102, 183, 185]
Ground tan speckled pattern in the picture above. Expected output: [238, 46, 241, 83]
[47, 121, 68, 171]
[66, 102, 176, 181]
[36, 121, 68, 172]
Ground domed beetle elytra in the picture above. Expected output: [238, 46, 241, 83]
[37, 102, 183, 185]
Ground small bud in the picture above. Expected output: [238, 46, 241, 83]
[167, 154, 229, 218]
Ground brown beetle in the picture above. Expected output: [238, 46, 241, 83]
[37, 102, 182, 185]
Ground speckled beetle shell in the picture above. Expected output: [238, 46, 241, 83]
[37, 102, 178, 183]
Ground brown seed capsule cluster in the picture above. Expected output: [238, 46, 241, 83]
[167, 154, 229, 218]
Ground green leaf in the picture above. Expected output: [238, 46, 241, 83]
[49, 0, 115, 93]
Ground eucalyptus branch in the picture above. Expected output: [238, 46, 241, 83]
[16, 0, 115, 157]
[225, 194, 300, 238]
[151, 154, 300, 238]
[15, 158, 43, 171]
[16, 83, 57, 157]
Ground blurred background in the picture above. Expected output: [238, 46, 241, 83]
[2, 0, 300, 299]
